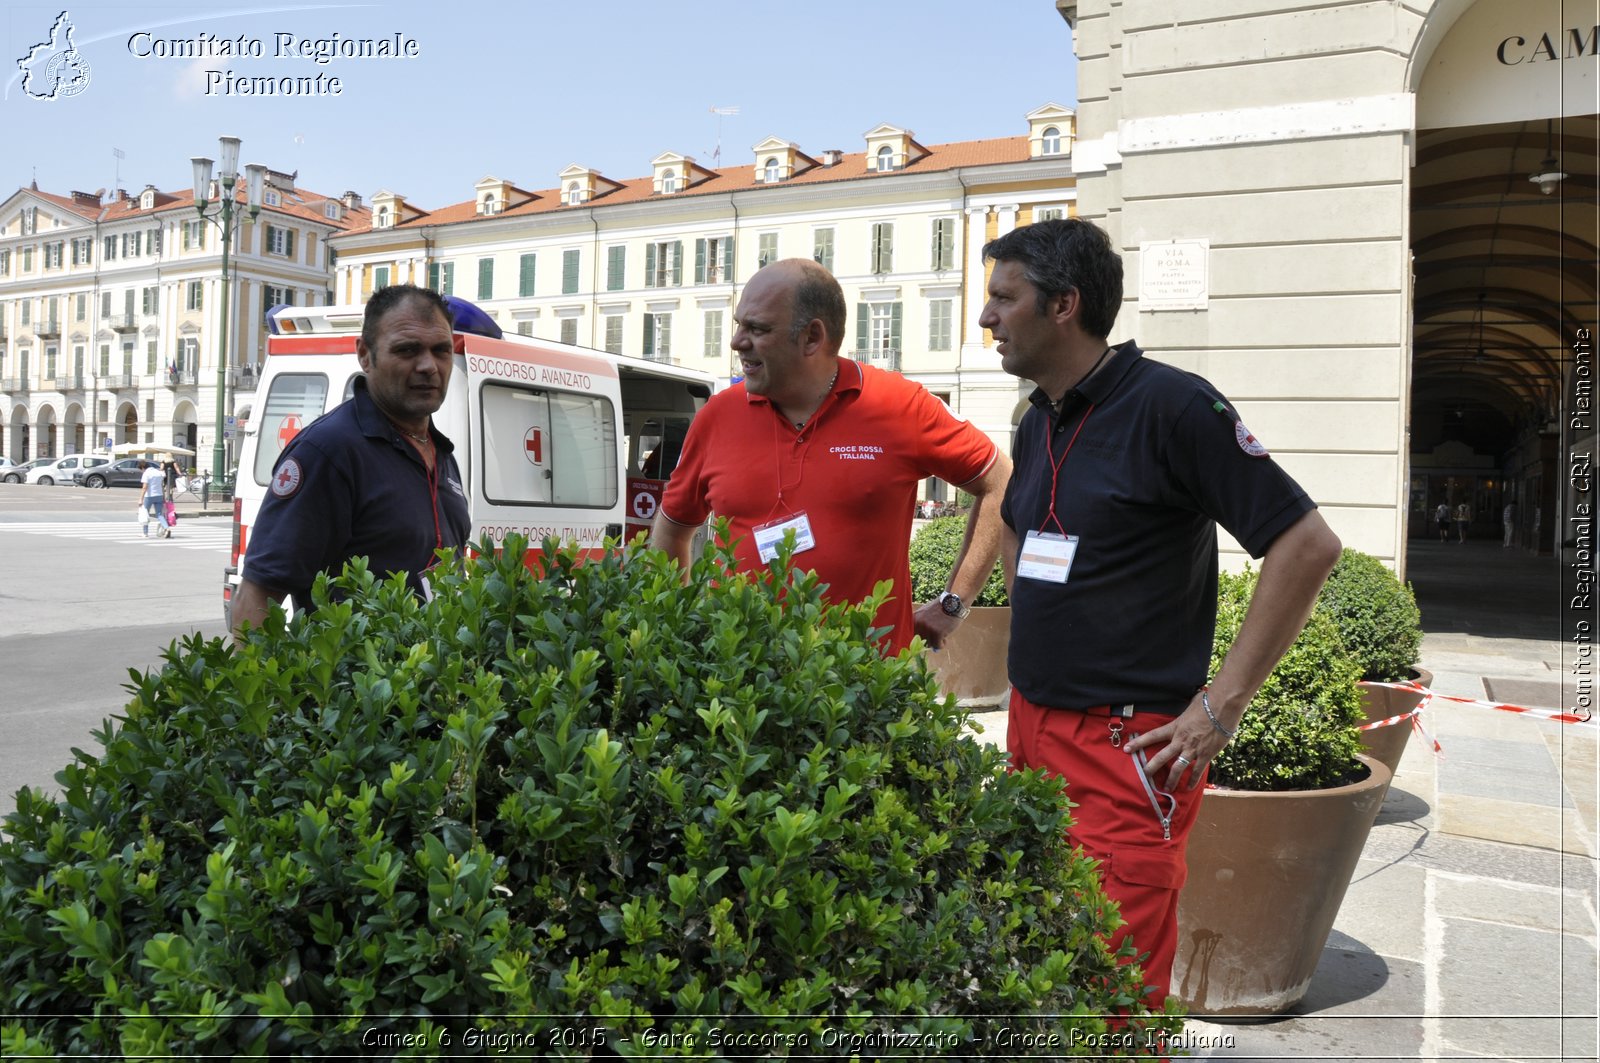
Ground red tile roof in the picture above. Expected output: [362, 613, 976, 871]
[20, 182, 371, 230]
[347, 135, 1040, 234]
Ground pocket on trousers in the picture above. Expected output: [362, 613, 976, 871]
[1105, 841, 1187, 892]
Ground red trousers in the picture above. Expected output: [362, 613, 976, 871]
[1007, 689, 1206, 1005]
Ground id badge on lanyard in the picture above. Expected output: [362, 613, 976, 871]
[1018, 529, 1079, 583]
[754, 511, 817, 563]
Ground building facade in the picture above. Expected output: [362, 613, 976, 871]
[1059, 0, 1595, 566]
[0, 174, 366, 465]
[329, 106, 1080, 480]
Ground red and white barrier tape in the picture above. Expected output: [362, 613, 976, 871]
[1364, 680, 1598, 730]
[1357, 684, 1445, 757]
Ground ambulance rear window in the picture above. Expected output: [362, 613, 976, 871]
[253, 373, 330, 485]
[480, 382, 617, 509]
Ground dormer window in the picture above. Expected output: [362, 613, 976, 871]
[263, 188, 281, 206]
[324, 201, 341, 220]
[376, 206, 390, 228]
[661, 170, 678, 195]
[480, 194, 498, 215]
[565, 182, 582, 205]
[140, 189, 155, 210]
[875, 146, 895, 172]
[763, 158, 780, 183]
[1042, 126, 1062, 155]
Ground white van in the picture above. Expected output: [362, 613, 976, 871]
[224, 296, 712, 626]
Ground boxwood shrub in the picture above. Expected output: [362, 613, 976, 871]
[908, 516, 1008, 607]
[1208, 569, 1367, 792]
[1316, 548, 1424, 682]
[1, 537, 1178, 1058]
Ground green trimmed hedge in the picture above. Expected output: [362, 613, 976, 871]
[1, 537, 1177, 1058]
[1209, 569, 1366, 791]
[1316, 549, 1423, 683]
[908, 515, 1008, 607]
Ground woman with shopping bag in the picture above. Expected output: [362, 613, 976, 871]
[139, 461, 171, 538]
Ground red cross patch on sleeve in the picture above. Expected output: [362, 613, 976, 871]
[271, 457, 303, 497]
[1234, 421, 1270, 457]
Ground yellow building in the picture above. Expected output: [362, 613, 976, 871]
[0, 174, 366, 463]
[329, 106, 1078, 477]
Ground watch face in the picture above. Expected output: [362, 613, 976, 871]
[941, 594, 963, 617]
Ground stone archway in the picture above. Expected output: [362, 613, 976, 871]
[115, 402, 139, 446]
[1408, 0, 1595, 552]
[63, 402, 86, 456]
[34, 404, 59, 459]
[6, 404, 28, 460]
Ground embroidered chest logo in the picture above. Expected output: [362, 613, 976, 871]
[828, 444, 885, 461]
[272, 458, 303, 497]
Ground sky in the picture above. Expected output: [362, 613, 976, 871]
[2, 1, 1079, 209]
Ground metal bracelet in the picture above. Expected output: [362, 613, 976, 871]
[1202, 687, 1237, 740]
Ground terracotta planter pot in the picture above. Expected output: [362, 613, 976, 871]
[925, 606, 1010, 706]
[1173, 754, 1392, 1017]
[1356, 666, 1434, 779]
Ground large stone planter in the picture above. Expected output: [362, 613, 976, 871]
[1356, 667, 1434, 779]
[925, 606, 1010, 706]
[1173, 754, 1392, 1017]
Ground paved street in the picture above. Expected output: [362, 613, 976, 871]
[0, 483, 228, 813]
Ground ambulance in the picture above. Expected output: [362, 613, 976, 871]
[223, 296, 713, 626]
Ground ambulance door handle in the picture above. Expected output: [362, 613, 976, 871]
[606, 523, 623, 539]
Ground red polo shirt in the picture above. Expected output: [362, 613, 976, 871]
[661, 359, 997, 653]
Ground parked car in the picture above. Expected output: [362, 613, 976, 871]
[27, 455, 111, 486]
[3, 458, 56, 484]
[0, 456, 14, 470]
[76, 458, 150, 489]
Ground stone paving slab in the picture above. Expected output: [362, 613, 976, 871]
[1433, 871, 1599, 937]
[1485, 676, 1582, 710]
[1437, 793, 1594, 856]
[1436, 919, 1598, 1061]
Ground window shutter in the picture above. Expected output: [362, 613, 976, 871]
[286, 229, 296, 258]
[562, 250, 578, 294]
[125, 289, 135, 316]
[478, 258, 493, 300]
[934, 219, 953, 270]
[659, 314, 671, 355]
[695, 239, 707, 284]
[671, 241, 683, 286]
[428, 262, 440, 291]
[856, 304, 869, 354]
[643, 312, 655, 354]
[890, 302, 903, 351]
[883, 226, 895, 273]
[871, 226, 886, 273]
[721, 237, 733, 279]
[607, 246, 625, 291]
[443, 262, 455, 296]
[519, 254, 536, 296]
[644, 243, 657, 288]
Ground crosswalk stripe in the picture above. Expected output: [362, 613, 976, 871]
[0, 521, 232, 550]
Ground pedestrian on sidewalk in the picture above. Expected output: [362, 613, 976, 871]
[1503, 500, 1516, 547]
[139, 461, 170, 539]
[981, 217, 1341, 1006]
[1435, 500, 1451, 542]
[1455, 500, 1471, 542]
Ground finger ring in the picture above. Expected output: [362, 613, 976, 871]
[1174, 754, 1192, 767]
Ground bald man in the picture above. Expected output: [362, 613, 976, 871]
[652, 258, 1010, 654]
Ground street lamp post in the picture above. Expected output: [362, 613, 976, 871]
[191, 137, 265, 484]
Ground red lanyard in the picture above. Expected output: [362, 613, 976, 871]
[1038, 403, 1094, 534]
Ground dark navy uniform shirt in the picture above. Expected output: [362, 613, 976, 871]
[245, 376, 471, 609]
[1000, 340, 1315, 714]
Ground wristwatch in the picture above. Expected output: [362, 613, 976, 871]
[937, 590, 971, 620]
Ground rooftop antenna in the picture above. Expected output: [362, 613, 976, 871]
[112, 147, 125, 195]
[709, 106, 739, 167]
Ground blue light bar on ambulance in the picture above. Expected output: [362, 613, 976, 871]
[265, 295, 503, 339]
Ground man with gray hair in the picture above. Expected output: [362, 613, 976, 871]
[653, 258, 1010, 654]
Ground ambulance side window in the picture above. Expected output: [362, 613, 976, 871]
[253, 374, 329, 485]
[480, 382, 618, 509]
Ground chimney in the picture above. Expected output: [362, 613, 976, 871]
[821, 149, 844, 167]
[71, 190, 101, 206]
[341, 190, 362, 210]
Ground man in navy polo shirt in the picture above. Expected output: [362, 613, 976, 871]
[982, 219, 1342, 1003]
[232, 284, 471, 638]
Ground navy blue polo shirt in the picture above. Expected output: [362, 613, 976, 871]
[245, 376, 471, 609]
[1001, 340, 1315, 714]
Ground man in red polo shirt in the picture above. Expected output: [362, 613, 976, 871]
[652, 258, 1010, 654]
